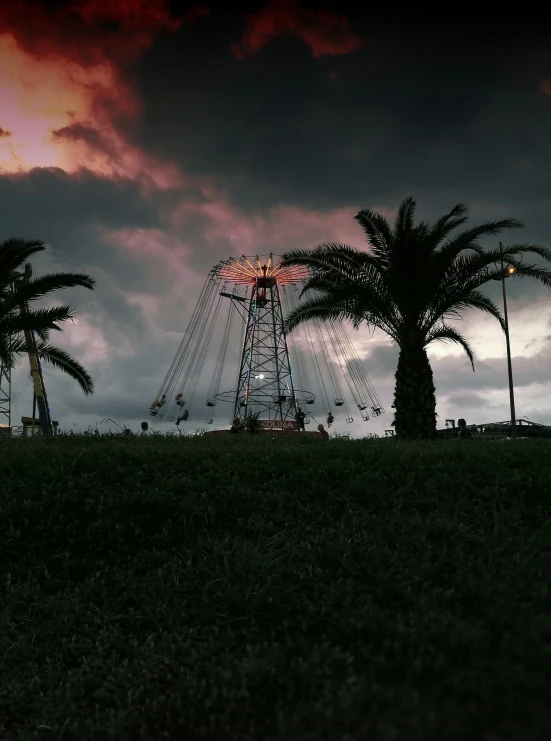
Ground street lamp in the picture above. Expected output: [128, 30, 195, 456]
[493, 241, 519, 439]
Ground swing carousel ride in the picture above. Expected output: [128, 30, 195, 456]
[149, 253, 384, 432]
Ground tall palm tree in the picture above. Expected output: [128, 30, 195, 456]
[280, 198, 551, 439]
[0, 237, 96, 395]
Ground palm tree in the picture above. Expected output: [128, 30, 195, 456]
[280, 198, 551, 439]
[0, 237, 96, 395]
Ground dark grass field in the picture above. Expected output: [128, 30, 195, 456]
[1, 433, 551, 740]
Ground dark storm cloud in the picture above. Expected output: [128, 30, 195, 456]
[0, 167, 163, 290]
[138, 16, 551, 214]
[230, 0, 369, 60]
[135, 11, 551, 321]
[0, 168, 159, 233]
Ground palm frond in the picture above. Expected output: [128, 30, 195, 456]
[501, 242, 551, 263]
[285, 292, 400, 342]
[34, 327, 53, 342]
[426, 203, 469, 247]
[434, 290, 506, 335]
[424, 323, 476, 371]
[6, 273, 95, 308]
[0, 238, 48, 281]
[288, 246, 401, 335]
[296, 249, 386, 298]
[393, 197, 417, 237]
[443, 244, 551, 294]
[0, 306, 76, 336]
[354, 209, 393, 258]
[36, 342, 94, 396]
[281, 243, 372, 283]
[431, 219, 525, 274]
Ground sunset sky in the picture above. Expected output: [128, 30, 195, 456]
[1, 0, 550, 437]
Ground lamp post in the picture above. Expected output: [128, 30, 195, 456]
[495, 242, 517, 439]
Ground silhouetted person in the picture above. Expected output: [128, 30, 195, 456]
[317, 423, 329, 440]
[457, 418, 472, 439]
[139, 421, 149, 436]
[230, 417, 245, 434]
[295, 407, 306, 431]
[149, 394, 166, 414]
[326, 412, 334, 428]
[176, 409, 189, 426]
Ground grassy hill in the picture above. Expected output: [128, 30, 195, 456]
[1, 433, 551, 740]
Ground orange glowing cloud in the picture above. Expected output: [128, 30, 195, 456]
[541, 79, 551, 96]
[0, 1, 209, 186]
[231, 0, 370, 60]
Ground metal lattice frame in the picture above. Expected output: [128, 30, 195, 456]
[0, 361, 10, 432]
[228, 281, 298, 421]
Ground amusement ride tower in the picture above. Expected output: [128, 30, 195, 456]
[149, 253, 384, 431]
[215, 254, 312, 421]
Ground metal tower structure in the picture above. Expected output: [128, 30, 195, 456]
[224, 259, 306, 421]
[211, 254, 314, 422]
[0, 361, 10, 432]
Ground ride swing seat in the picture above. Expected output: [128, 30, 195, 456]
[371, 406, 382, 416]
[206, 418, 213, 424]
[334, 399, 344, 407]
[357, 403, 368, 411]
[305, 399, 314, 405]
[346, 417, 354, 424]
[304, 416, 311, 425]
[239, 401, 247, 407]
[206, 399, 216, 407]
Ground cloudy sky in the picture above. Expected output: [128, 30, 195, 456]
[1, 0, 551, 437]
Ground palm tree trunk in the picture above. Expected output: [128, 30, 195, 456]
[393, 346, 437, 439]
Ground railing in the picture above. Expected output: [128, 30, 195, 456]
[0, 425, 24, 437]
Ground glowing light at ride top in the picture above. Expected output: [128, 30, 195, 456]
[218, 255, 309, 285]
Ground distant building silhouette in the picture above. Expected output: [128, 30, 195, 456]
[436, 418, 551, 439]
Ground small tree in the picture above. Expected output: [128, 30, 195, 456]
[0, 237, 96, 394]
